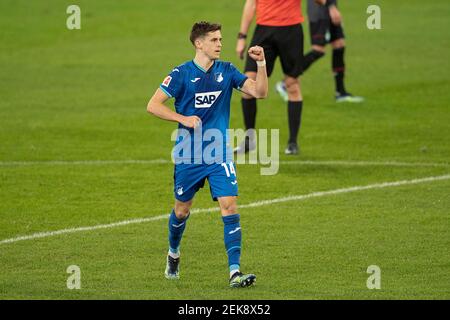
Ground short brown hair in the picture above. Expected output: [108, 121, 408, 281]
[190, 21, 222, 45]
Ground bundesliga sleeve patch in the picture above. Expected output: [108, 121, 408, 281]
[162, 75, 172, 87]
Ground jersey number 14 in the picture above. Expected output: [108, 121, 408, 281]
[221, 162, 236, 177]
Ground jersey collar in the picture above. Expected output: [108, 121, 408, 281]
[192, 59, 215, 73]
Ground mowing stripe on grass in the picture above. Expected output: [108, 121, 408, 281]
[0, 159, 449, 167]
[0, 159, 170, 166]
[1, 174, 449, 246]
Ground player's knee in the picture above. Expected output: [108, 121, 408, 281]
[174, 200, 192, 219]
[331, 38, 345, 49]
[219, 200, 237, 215]
[312, 45, 326, 53]
[284, 77, 302, 100]
[174, 209, 190, 220]
[174, 208, 190, 219]
[221, 206, 237, 215]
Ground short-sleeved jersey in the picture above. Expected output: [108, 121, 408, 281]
[256, 0, 304, 27]
[159, 60, 248, 164]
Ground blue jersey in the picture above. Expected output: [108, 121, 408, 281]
[159, 60, 248, 164]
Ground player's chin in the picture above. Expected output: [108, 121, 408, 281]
[213, 51, 221, 59]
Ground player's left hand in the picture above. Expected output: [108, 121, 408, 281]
[236, 39, 247, 60]
[248, 46, 265, 62]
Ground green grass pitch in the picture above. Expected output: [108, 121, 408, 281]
[0, 0, 449, 299]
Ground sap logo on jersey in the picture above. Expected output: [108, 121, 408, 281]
[195, 91, 222, 108]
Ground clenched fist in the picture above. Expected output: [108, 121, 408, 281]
[248, 46, 265, 62]
[181, 115, 201, 129]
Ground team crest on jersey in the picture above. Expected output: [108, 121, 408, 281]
[215, 72, 224, 83]
[195, 91, 222, 108]
[162, 76, 172, 87]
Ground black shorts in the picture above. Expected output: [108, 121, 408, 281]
[309, 19, 345, 46]
[244, 24, 304, 78]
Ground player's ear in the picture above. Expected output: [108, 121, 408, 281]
[194, 38, 202, 50]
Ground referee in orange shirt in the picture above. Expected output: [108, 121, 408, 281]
[235, 0, 304, 155]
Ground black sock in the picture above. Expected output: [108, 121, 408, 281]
[241, 98, 257, 131]
[287, 101, 303, 144]
[303, 50, 325, 72]
[332, 47, 346, 95]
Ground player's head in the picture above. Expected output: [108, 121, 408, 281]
[190, 21, 222, 60]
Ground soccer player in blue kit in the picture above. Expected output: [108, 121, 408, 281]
[147, 22, 268, 288]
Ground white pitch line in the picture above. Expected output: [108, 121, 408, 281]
[279, 160, 450, 168]
[1, 174, 449, 246]
[0, 159, 449, 167]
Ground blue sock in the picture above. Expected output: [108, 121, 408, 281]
[168, 209, 189, 254]
[222, 214, 241, 275]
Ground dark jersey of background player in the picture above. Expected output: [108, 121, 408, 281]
[308, 0, 331, 21]
[236, 0, 305, 155]
[301, 0, 363, 102]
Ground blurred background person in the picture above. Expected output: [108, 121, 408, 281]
[235, 0, 305, 155]
[276, 0, 364, 103]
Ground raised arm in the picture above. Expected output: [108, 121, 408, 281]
[240, 46, 268, 99]
[147, 88, 201, 128]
